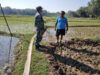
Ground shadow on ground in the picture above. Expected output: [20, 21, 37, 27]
[37, 43, 100, 75]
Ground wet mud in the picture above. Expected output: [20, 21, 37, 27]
[41, 28, 100, 75]
[39, 39, 100, 75]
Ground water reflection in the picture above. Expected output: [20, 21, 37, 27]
[0, 35, 19, 69]
[43, 28, 74, 42]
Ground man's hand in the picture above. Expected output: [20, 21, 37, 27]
[66, 23, 69, 33]
[65, 28, 68, 33]
[40, 29, 45, 35]
[55, 28, 57, 31]
[55, 22, 57, 31]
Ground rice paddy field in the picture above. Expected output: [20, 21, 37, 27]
[0, 16, 100, 39]
[0, 16, 100, 75]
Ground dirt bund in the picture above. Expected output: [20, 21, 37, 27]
[39, 39, 100, 75]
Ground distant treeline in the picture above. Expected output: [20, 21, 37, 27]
[0, 7, 59, 16]
[0, 0, 100, 18]
[0, 7, 79, 17]
[66, 0, 100, 18]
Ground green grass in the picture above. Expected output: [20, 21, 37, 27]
[45, 17, 100, 27]
[67, 27, 100, 39]
[0, 16, 100, 34]
[73, 36, 100, 41]
[12, 34, 33, 75]
[11, 33, 49, 75]
[0, 16, 34, 34]
[89, 36, 100, 41]
[0, 15, 100, 75]
[74, 37, 83, 41]
[30, 46, 49, 75]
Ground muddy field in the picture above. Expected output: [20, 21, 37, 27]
[39, 39, 100, 75]
[39, 28, 100, 75]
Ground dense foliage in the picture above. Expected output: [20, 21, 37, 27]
[76, 0, 100, 18]
[66, 11, 79, 17]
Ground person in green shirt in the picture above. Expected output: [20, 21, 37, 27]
[35, 6, 45, 49]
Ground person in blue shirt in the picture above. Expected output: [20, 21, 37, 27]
[55, 11, 69, 43]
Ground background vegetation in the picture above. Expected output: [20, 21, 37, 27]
[0, 0, 100, 18]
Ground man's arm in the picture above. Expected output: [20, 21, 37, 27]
[55, 18, 58, 31]
[55, 22, 57, 31]
[66, 22, 69, 31]
[35, 16, 41, 28]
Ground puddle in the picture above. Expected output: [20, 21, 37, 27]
[43, 28, 75, 42]
[43, 27, 100, 43]
[47, 29, 56, 34]
[0, 35, 19, 70]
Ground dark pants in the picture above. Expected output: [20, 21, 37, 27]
[35, 29, 45, 46]
[56, 29, 65, 37]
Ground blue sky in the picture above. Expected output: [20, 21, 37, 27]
[0, 0, 91, 12]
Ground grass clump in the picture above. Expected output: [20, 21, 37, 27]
[12, 34, 33, 75]
[30, 46, 49, 75]
[89, 36, 100, 41]
[12, 33, 49, 75]
[74, 37, 83, 41]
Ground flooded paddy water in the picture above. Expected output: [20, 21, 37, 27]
[0, 24, 35, 34]
[43, 27, 100, 42]
[0, 35, 19, 71]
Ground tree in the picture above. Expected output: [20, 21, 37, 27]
[88, 0, 100, 18]
[67, 11, 79, 17]
[76, 7, 89, 17]
[76, 0, 100, 18]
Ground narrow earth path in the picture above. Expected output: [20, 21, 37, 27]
[23, 34, 36, 75]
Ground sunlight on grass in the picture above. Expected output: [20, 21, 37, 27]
[0, 16, 100, 34]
